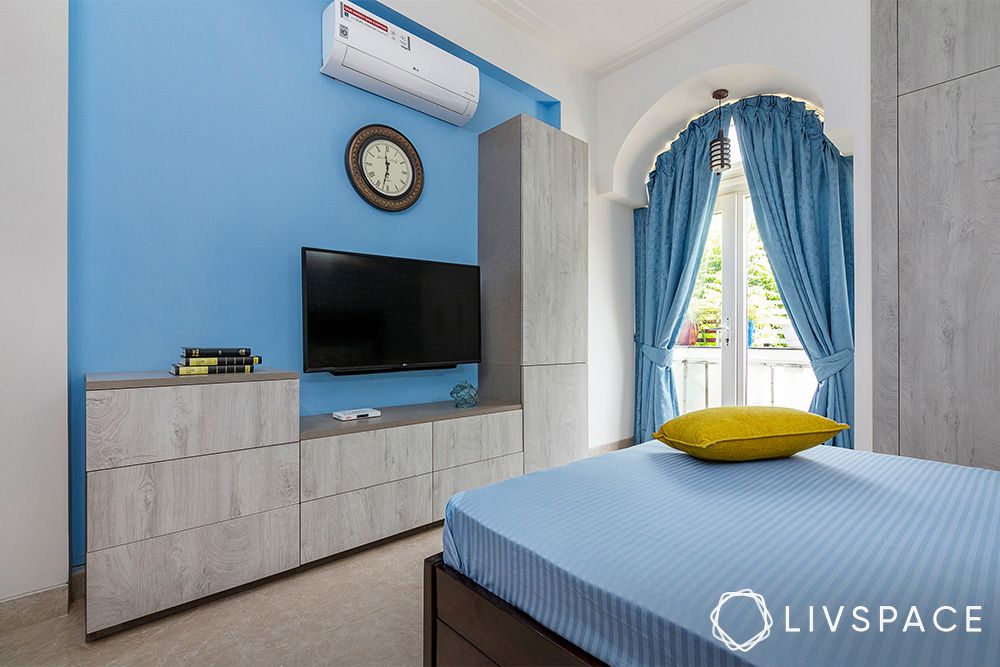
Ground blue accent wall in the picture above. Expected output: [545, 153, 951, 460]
[68, 0, 558, 566]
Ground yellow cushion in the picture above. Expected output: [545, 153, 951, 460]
[653, 406, 848, 462]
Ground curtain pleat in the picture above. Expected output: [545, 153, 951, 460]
[633, 96, 854, 448]
[732, 96, 855, 448]
[632, 108, 730, 443]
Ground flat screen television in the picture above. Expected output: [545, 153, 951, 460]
[302, 247, 481, 374]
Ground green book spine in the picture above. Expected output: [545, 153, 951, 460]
[179, 356, 262, 367]
[170, 364, 255, 376]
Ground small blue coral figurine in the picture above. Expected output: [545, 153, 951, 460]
[450, 381, 478, 408]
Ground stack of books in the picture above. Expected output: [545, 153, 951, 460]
[170, 347, 262, 376]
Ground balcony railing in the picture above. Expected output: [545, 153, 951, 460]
[672, 347, 816, 413]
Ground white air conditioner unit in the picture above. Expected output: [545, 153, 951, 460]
[321, 1, 480, 126]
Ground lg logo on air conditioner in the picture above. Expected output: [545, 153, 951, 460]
[710, 590, 984, 653]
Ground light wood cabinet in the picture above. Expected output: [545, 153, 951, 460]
[300, 423, 432, 501]
[520, 118, 588, 366]
[86, 377, 298, 470]
[87, 443, 298, 552]
[897, 0, 1000, 94]
[432, 453, 523, 521]
[872, 0, 1000, 469]
[479, 114, 589, 472]
[479, 114, 588, 369]
[298, 403, 524, 563]
[85, 370, 301, 635]
[523, 364, 588, 472]
[87, 505, 299, 633]
[898, 67, 1000, 469]
[300, 474, 433, 563]
[433, 410, 522, 469]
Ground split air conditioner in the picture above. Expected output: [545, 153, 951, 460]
[321, 1, 480, 126]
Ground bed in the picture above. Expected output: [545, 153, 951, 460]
[424, 442, 1000, 666]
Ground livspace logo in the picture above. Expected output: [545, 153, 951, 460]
[710, 590, 984, 653]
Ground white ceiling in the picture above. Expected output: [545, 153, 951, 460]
[474, 0, 749, 77]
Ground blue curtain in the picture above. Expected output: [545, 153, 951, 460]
[732, 96, 855, 448]
[633, 107, 730, 443]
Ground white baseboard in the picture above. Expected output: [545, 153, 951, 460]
[588, 437, 633, 456]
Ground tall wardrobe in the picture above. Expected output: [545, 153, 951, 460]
[478, 114, 589, 472]
[872, 0, 1000, 469]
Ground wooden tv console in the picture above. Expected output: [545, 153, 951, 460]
[84, 368, 522, 637]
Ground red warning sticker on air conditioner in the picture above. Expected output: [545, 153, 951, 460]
[342, 2, 388, 32]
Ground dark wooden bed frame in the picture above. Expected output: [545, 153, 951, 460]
[424, 553, 606, 666]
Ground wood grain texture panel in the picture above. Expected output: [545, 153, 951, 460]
[520, 115, 588, 366]
[85, 368, 297, 390]
[479, 116, 522, 367]
[477, 363, 522, 404]
[871, 0, 900, 455]
[300, 423, 432, 501]
[300, 474, 432, 563]
[432, 453, 523, 521]
[86, 379, 298, 470]
[87, 443, 299, 552]
[898, 0, 1000, 94]
[86, 505, 299, 633]
[898, 67, 1000, 469]
[522, 363, 588, 472]
[299, 400, 520, 440]
[433, 410, 522, 470]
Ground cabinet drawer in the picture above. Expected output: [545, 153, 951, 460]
[301, 423, 432, 501]
[87, 443, 299, 552]
[433, 410, 522, 470]
[86, 505, 299, 633]
[86, 379, 299, 470]
[523, 364, 587, 472]
[300, 474, 432, 563]
[432, 453, 523, 521]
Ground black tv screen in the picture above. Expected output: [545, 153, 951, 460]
[302, 247, 481, 374]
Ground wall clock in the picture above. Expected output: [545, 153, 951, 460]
[345, 124, 424, 212]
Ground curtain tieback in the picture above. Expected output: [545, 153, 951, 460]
[635, 337, 673, 368]
[811, 348, 853, 383]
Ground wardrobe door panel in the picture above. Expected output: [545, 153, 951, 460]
[520, 116, 587, 366]
[522, 363, 588, 472]
[898, 0, 1000, 94]
[898, 67, 1000, 469]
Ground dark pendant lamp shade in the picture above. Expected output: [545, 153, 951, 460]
[709, 89, 731, 175]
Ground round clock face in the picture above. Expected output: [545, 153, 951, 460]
[345, 125, 424, 212]
[361, 139, 413, 198]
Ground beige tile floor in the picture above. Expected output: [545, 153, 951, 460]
[0, 527, 443, 667]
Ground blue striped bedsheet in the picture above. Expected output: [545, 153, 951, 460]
[442, 442, 1000, 666]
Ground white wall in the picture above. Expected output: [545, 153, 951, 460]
[382, 0, 872, 451]
[0, 0, 69, 601]
[384, 0, 638, 448]
[596, 0, 872, 450]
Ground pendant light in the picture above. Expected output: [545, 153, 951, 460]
[709, 89, 731, 175]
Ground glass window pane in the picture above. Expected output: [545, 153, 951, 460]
[743, 196, 815, 411]
[674, 211, 723, 414]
